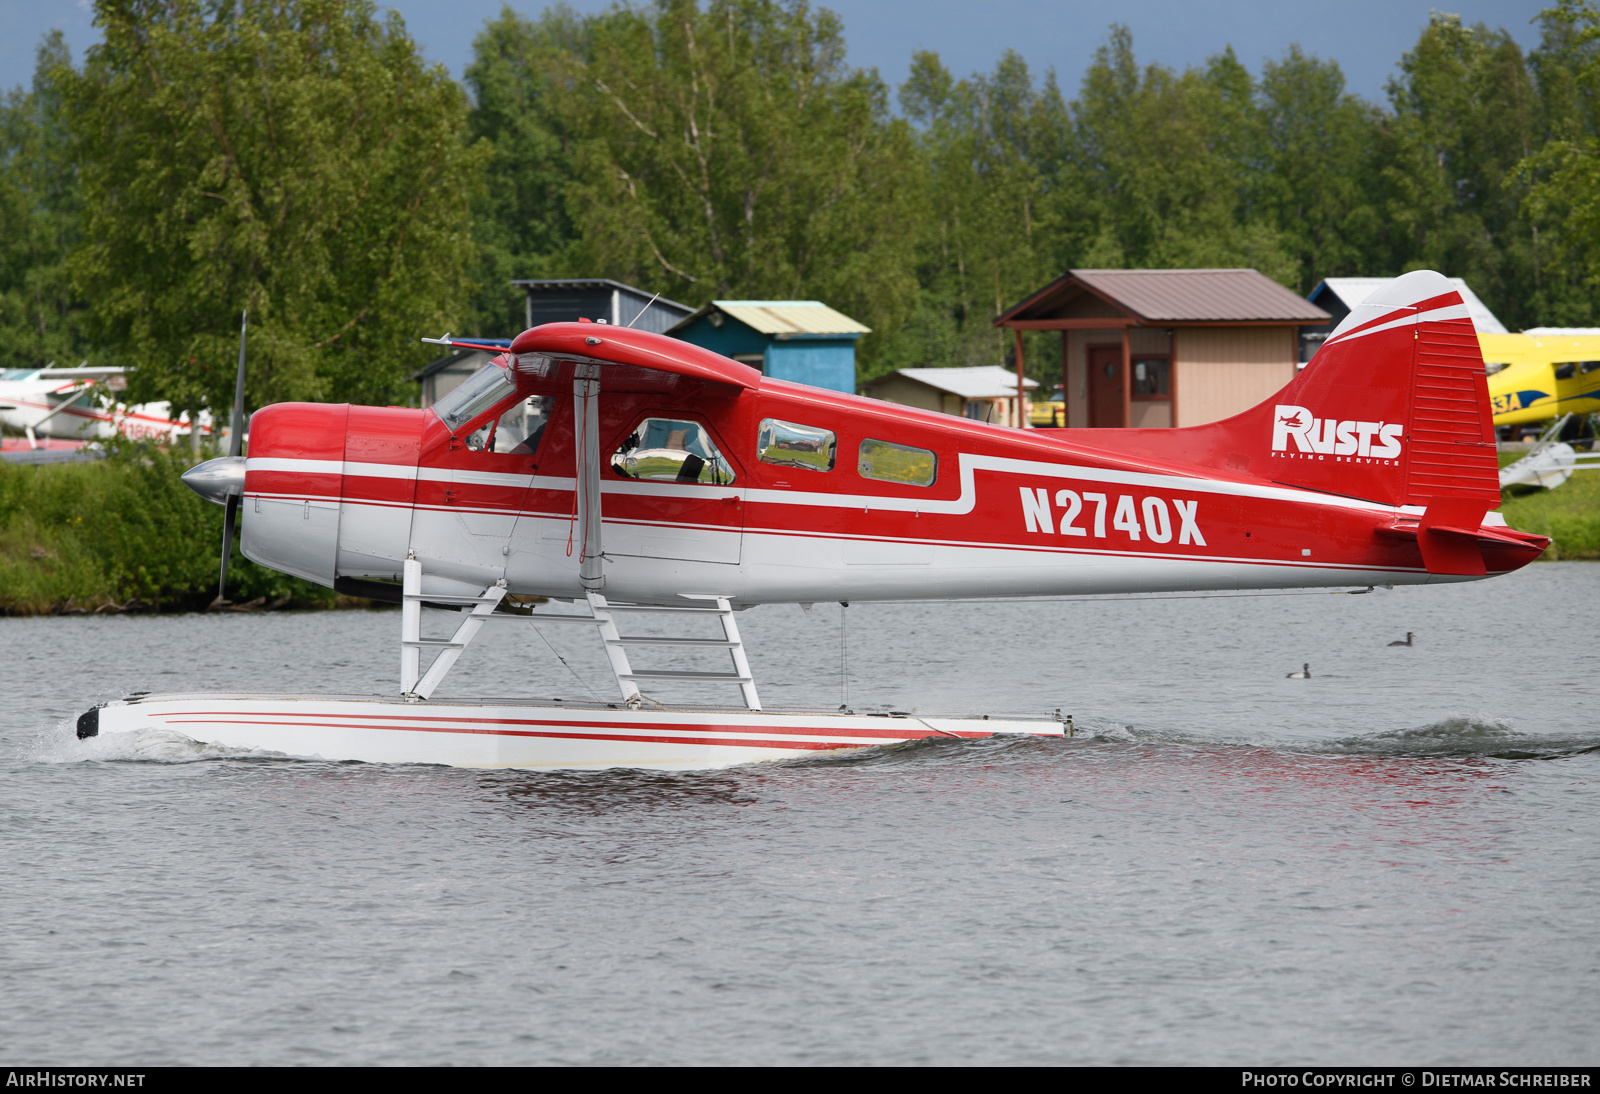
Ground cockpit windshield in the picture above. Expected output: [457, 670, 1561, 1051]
[432, 361, 516, 432]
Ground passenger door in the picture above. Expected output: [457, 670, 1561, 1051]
[601, 414, 744, 565]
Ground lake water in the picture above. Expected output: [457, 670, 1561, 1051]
[3, 564, 1597, 1065]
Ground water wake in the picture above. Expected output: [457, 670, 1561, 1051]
[1309, 715, 1600, 760]
[1069, 713, 1600, 761]
[794, 713, 1600, 767]
[34, 722, 288, 764]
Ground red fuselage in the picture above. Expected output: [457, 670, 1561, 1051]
[237, 318, 1544, 606]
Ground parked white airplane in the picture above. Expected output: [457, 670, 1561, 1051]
[0, 365, 206, 448]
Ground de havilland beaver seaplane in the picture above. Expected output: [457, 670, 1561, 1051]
[75, 271, 1546, 770]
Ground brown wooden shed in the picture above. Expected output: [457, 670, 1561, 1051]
[994, 269, 1330, 429]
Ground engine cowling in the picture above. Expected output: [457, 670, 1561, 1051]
[240, 402, 352, 588]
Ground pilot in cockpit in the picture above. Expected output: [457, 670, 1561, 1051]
[464, 395, 553, 458]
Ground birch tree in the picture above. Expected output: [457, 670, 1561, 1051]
[549, 0, 922, 346]
[62, 0, 487, 415]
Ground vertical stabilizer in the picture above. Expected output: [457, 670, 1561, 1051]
[1262, 271, 1499, 512]
[1111, 272, 1503, 574]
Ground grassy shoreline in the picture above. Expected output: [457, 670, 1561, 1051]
[1496, 451, 1600, 560]
[0, 449, 345, 616]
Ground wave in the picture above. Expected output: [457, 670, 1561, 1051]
[1307, 715, 1600, 760]
[1066, 713, 1600, 761]
[33, 722, 290, 765]
[791, 713, 1600, 767]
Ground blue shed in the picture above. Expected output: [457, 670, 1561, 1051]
[666, 301, 870, 394]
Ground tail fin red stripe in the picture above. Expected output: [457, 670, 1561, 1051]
[1322, 294, 1473, 351]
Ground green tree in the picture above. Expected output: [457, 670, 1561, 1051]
[461, 4, 587, 336]
[1066, 28, 1294, 284]
[546, 0, 923, 353]
[1255, 47, 1383, 293]
[61, 0, 488, 417]
[1377, 13, 1563, 328]
[0, 32, 91, 373]
[878, 49, 1069, 380]
[1521, 0, 1600, 321]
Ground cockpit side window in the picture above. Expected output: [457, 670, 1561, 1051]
[433, 361, 516, 432]
[611, 417, 736, 485]
[464, 396, 555, 455]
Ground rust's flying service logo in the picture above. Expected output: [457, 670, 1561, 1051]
[1271, 404, 1403, 462]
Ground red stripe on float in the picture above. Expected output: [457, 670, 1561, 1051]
[168, 711, 988, 741]
[161, 718, 898, 751]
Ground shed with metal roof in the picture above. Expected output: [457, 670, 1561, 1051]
[1303, 277, 1506, 363]
[864, 366, 1039, 427]
[995, 268, 1329, 429]
[667, 301, 870, 394]
[510, 278, 694, 335]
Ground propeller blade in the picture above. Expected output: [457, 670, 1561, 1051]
[210, 309, 248, 609]
[229, 310, 248, 458]
[216, 493, 239, 606]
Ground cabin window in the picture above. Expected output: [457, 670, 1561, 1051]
[464, 396, 555, 455]
[1555, 362, 1577, 380]
[857, 438, 937, 487]
[1132, 357, 1171, 398]
[1581, 361, 1600, 375]
[434, 362, 515, 432]
[757, 418, 836, 472]
[611, 417, 736, 485]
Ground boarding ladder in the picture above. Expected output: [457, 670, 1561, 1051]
[519, 591, 762, 711]
[397, 558, 760, 709]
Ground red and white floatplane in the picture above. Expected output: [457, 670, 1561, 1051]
[0, 365, 205, 451]
[78, 272, 1546, 770]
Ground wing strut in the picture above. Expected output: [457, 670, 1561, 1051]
[573, 362, 605, 590]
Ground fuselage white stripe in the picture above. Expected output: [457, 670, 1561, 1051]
[315, 494, 1427, 576]
[249, 449, 1413, 523]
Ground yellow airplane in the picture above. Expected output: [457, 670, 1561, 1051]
[1483, 331, 1600, 429]
[1029, 386, 1065, 427]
